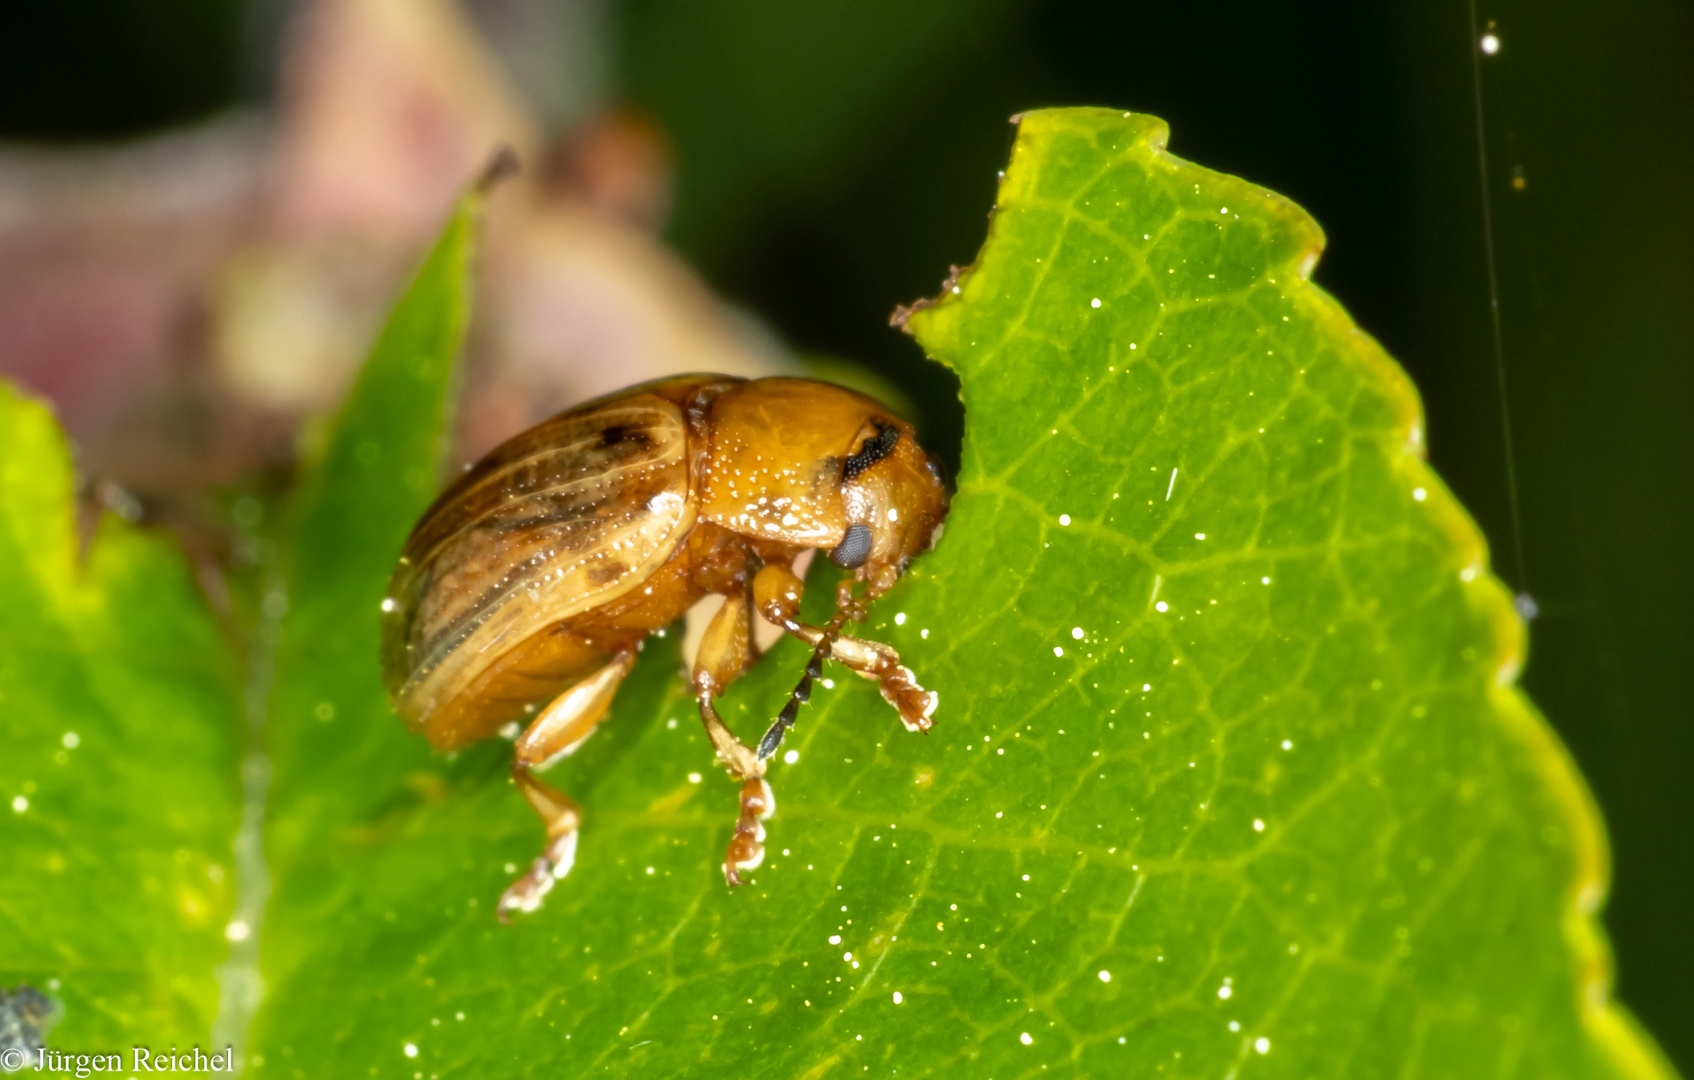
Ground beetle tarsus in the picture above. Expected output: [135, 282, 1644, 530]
[722, 777, 775, 885]
[496, 825, 578, 922]
[877, 664, 939, 734]
[497, 768, 583, 922]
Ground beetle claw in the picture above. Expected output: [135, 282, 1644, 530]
[497, 857, 556, 923]
[884, 674, 938, 734]
[496, 826, 579, 922]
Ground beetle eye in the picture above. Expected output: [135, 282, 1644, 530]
[829, 523, 874, 569]
[842, 422, 899, 481]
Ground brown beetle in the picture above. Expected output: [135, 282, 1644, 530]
[380, 375, 948, 919]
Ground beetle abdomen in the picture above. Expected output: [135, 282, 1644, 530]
[382, 394, 695, 731]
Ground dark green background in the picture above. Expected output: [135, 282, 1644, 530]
[3, 0, 1687, 1068]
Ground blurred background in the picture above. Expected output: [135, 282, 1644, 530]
[0, 0, 1687, 1067]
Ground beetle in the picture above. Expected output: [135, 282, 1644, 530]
[380, 375, 949, 919]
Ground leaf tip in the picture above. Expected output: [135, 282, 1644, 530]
[475, 145, 521, 193]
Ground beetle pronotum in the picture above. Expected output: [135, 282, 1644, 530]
[380, 375, 948, 919]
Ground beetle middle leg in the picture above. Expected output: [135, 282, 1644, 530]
[691, 584, 764, 779]
[751, 563, 938, 760]
[692, 583, 786, 884]
[497, 649, 634, 921]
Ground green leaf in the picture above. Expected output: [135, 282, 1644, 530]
[254, 184, 483, 1005]
[243, 108, 1673, 1079]
[0, 383, 244, 1049]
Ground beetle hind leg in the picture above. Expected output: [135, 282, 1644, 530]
[497, 650, 634, 921]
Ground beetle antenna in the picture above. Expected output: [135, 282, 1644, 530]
[756, 613, 847, 761]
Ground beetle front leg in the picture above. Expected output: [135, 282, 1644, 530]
[801, 630, 938, 734]
[498, 650, 633, 921]
[752, 563, 939, 750]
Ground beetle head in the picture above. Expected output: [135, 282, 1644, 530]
[699, 378, 948, 596]
[832, 417, 948, 597]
